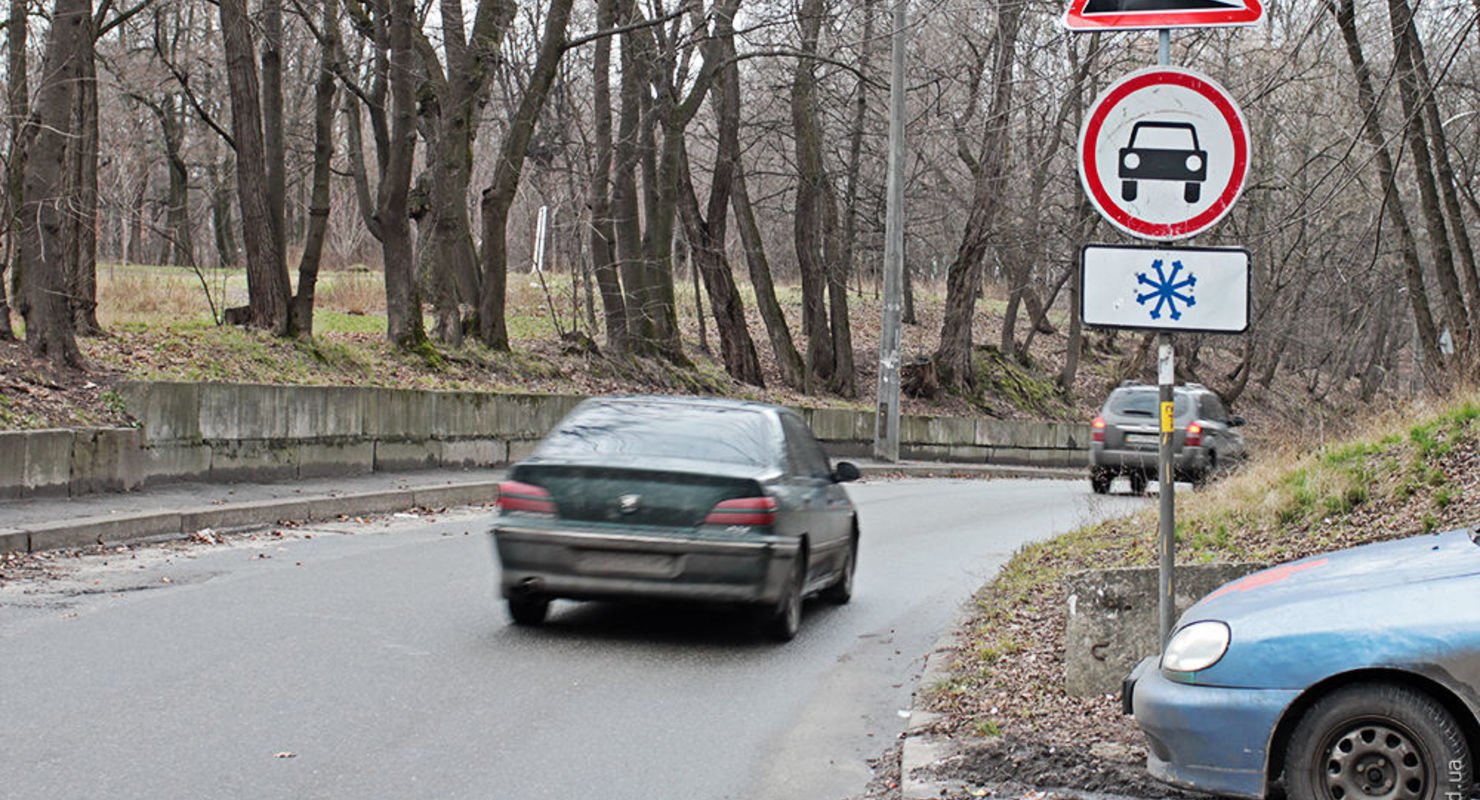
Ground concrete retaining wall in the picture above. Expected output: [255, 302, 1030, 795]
[0, 382, 1089, 499]
[1063, 563, 1267, 696]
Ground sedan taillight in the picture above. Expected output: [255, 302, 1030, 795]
[1185, 423, 1203, 447]
[497, 480, 556, 515]
[1091, 416, 1106, 443]
[704, 497, 778, 527]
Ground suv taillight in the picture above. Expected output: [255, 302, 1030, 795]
[497, 480, 555, 515]
[704, 497, 778, 527]
[1091, 416, 1106, 443]
[1185, 422, 1203, 447]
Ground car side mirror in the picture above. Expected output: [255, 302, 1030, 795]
[1231, 415, 1246, 427]
[832, 461, 861, 483]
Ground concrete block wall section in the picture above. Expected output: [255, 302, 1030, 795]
[0, 382, 1090, 499]
[1062, 563, 1266, 696]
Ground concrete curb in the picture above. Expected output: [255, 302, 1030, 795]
[901, 626, 970, 799]
[9, 480, 503, 555]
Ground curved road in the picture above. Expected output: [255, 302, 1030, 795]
[0, 478, 1145, 799]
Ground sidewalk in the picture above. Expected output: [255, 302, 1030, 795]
[0, 460, 1083, 556]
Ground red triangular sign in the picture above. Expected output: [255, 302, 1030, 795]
[1064, 0, 1263, 31]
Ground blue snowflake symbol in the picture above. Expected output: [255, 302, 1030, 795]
[1136, 259, 1197, 321]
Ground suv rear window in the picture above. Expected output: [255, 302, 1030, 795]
[1106, 388, 1192, 419]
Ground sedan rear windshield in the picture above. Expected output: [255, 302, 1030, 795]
[536, 401, 777, 467]
[1107, 389, 1191, 419]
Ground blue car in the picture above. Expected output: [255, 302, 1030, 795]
[1125, 528, 1480, 800]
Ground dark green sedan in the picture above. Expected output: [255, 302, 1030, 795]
[490, 396, 861, 641]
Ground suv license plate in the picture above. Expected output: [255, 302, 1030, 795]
[1125, 433, 1159, 446]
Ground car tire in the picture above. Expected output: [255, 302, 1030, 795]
[1122, 180, 1138, 201]
[1091, 472, 1112, 495]
[1129, 472, 1148, 496]
[1193, 452, 1217, 489]
[507, 594, 550, 626]
[767, 558, 805, 642]
[1185, 182, 1201, 203]
[822, 535, 857, 605]
[1285, 683, 1471, 800]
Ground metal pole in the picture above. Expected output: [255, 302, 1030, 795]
[1157, 335, 1175, 647]
[874, 0, 907, 463]
[1156, 28, 1175, 649]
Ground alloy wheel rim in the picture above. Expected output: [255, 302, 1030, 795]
[1319, 721, 1428, 800]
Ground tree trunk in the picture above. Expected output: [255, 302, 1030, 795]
[935, 0, 1025, 391]
[412, 0, 511, 345]
[209, 157, 240, 267]
[19, 0, 89, 367]
[1385, 0, 1470, 363]
[261, 0, 287, 265]
[1403, 18, 1480, 352]
[149, 97, 196, 267]
[611, 0, 657, 354]
[476, 0, 575, 350]
[292, 0, 341, 336]
[840, 0, 876, 312]
[677, 145, 762, 385]
[587, 0, 627, 353]
[69, 21, 103, 336]
[2, 0, 29, 340]
[1331, 0, 1442, 371]
[379, 0, 426, 350]
[732, 149, 806, 390]
[791, 0, 835, 389]
[220, 0, 292, 334]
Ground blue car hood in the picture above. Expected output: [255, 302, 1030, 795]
[1189, 528, 1480, 620]
[1181, 528, 1480, 693]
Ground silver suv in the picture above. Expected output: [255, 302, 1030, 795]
[1089, 383, 1245, 495]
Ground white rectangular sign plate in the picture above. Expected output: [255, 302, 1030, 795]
[1081, 244, 1249, 334]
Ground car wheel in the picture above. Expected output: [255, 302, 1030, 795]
[1122, 180, 1138, 201]
[1185, 182, 1201, 203]
[1194, 452, 1217, 489]
[767, 558, 804, 642]
[1089, 467, 1112, 493]
[1285, 683, 1471, 800]
[507, 594, 550, 626]
[822, 535, 857, 605]
[1129, 472, 1148, 496]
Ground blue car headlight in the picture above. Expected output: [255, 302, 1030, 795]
[1161, 620, 1231, 673]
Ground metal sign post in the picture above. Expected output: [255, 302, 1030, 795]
[1155, 28, 1175, 650]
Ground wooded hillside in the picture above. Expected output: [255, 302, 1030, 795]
[2, 0, 1477, 409]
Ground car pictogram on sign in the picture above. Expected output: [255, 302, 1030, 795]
[1078, 67, 1249, 241]
[1119, 121, 1207, 204]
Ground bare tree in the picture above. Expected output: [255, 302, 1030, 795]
[378, 0, 426, 349]
[219, 0, 293, 334]
[2, 0, 30, 341]
[18, 0, 91, 367]
[476, 0, 575, 351]
[934, 0, 1025, 392]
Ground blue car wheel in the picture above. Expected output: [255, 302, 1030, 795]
[1285, 683, 1471, 800]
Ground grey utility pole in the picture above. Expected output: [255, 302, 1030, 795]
[874, 0, 907, 462]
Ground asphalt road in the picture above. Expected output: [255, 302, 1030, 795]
[0, 478, 1146, 800]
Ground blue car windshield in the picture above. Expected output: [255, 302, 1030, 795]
[536, 401, 777, 467]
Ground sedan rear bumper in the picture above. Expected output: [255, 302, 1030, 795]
[492, 524, 800, 606]
[1126, 657, 1298, 800]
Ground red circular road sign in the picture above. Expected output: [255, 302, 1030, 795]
[1079, 67, 1249, 241]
